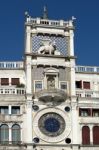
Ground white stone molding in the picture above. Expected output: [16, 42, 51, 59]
[25, 100, 33, 143]
[9, 105, 11, 115]
[26, 56, 32, 95]
[89, 125, 93, 144]
[9, 124, 12, 143]
[25, 26, 31, 53]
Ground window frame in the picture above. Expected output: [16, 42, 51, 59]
[0, 124, 9, 144]
[82, 126, 90, 145]
[59, 81, 68, 91]
[11, 106, 20, 115]
[83, 81, 90, 89]
[79, 108, 91, 117]
[34, 80, 43, 92]
[0, 106, 9, 115]
[93, 126, 99, 145]
[11, 78, 20, 86]
[75, 80, 82, 89]
[12, 124, 21, 144]
[1, 78, 9, 86]
[92, 109, 99, 117]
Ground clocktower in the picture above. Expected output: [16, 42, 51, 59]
[0, 6, 99, 150]
[24, 8, 77, 150]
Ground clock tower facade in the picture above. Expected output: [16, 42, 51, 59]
[1, 7, 99, 150]
[25, 10, 78, 150]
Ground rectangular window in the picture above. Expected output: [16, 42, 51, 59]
[79, 108, 91, 117]
[11, 106, 20, 115]
[83, 82, 90, 89]
[0, 106, 8, 114]
[11, 78, 20, 85]
[75, 81, 82, 88]
[1, 78, 9, 85]
[35, 81, 42, 92]
[92, 109, 99, 117]
[60, 81, 67, 90]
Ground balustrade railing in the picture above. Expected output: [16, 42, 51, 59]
[76, 89, 99, 98]
[0, 61, 24, 69]
[26, 18, 68, 27]
[0, 88, 25, 95]
[75, 65, 99, 73]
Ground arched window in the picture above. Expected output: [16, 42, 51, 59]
[12, 124, 21, 144]
[0, 124, 9, 144]
[82, 126, 90, 145]
[93, 126, 99, 145]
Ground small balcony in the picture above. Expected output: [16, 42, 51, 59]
[75, 65, 99, 73]
[0, 87, 25, 95]
[76, 89, 99, 98]
[35, 89, 67, 103]
[0, 61, 24, 69]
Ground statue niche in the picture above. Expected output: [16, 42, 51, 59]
[47, 75, 56, 90]
[38, 40, 56, 55]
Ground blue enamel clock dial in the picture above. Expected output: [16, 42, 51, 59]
[44, 117, 60, 132]
[38, 112, 65, 137]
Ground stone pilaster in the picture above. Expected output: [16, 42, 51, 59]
[72, 102, 78, 144]
[25, 98, 33, 144]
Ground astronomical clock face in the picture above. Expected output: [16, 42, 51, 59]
[38, 112, 65, 137]
[33, 108, 71, 143]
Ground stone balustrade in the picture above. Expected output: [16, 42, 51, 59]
[76, 89, 99, 98]
[0, 87, 25, 95]
[75, 65, 99, 73]
[26, 17, 69, 27]
[0, 61, 24, 69]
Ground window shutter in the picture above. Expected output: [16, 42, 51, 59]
[11, 78, 20, 85]
[82, 126, 90, 145]
[83, 82, 90, 89]
[1, 78, 9, 85]
[93, 126, 99, 144]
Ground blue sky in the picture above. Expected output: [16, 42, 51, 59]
[0, 0, 99, 66]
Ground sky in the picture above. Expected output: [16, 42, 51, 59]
[0, 0, 99, 66]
